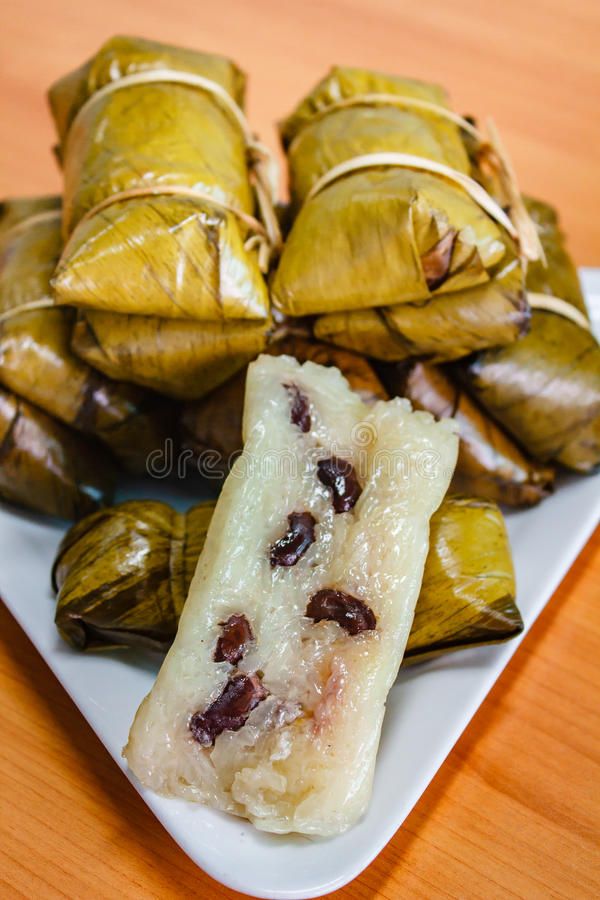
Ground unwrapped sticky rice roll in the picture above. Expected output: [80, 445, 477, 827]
[125, 354, 458, 836]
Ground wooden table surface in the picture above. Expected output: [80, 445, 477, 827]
[1, 1, 599, 898]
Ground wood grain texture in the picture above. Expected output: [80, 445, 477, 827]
[0, 2, 599, 898]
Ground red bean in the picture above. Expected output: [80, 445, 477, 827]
[283, 383, 311, 432]
[306, 589, 376, 635]
[189, 672, 267, 746]
[317, 457, 362, 513]
[214, 614, 254, 665]
[270, 512, 316, 567]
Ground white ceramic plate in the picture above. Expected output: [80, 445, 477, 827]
[2, 270, 600, 900]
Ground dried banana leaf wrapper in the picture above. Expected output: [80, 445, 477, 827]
[525, 197, 587, 316]
[72, 310, 270, 401]
[0, 195, 61, 234]
[0, 196, 61, 315]
[405, 495, 521, 663]
[464, 315, 600, 472]
[0, 204, 174, 474]
[0, 308, 174, 474]
[53, 500, 213, 651]
[462, 198, 600, 473]
[180, 337, 388, 470]
[272, 66, 527, 352]
[314, 256, 526, 363]
[53, 495, 521, 662]
[314, 308, 413, 361]
[49, 36, 269, 321]
[0, 387, 115, 519]
[280, 68, 471, 203]
[380, 361, 554, 507]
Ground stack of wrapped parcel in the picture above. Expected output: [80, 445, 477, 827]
[272, 66, 531, 363]
[0, 195, 177, 517]
[48, 36, 277, 400]
[460, 198, 600, 473]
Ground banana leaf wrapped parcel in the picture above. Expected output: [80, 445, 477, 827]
[53, 500, 213, 650]
[71, 310, 270, 401]
[461, 198, 600, 473]
[272, 66, 529, 362]
[405, 495, 521, 663]
[0, 194, 61, 234]
[380, 361, 554, 506]
[49, 35, 272, 322]
[313, 269, 526, 364]
[0, 388, 114, 519]
[0, 197, 174, 473]
[0, 194, 61, 316]
[53, 495, 521, 662]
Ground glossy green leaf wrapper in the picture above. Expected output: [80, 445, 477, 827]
[180, 336, 388, 470]
[0, 195, 61, 234]
[72, 310, 270, 400]
[380, 361, 554, 506]
[53, 495, 520, 662]
[53, 501, 214, 650]
[0, 309, 175, 473]
[272, 66, 527, 360]
[314, 261, 526, 364]
[49, 36, 269, 321]
[0, 195, 61, 315]
[0, 198, 173, 474]
[0, 388, 114, 519]
[405, 495, 521, 663]
[463, 199, 600, 472]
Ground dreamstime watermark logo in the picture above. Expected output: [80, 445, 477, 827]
[146, 439, 230, 480]
[146, 421, 453, 483]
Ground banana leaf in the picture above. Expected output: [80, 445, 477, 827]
[525, 197, 587, 314]
[179, 337, 388, 470]
[53, 494, 521, 661]
[0, 195, 61, 234]
[53, 500, 214, 650]
[405, 495, 521, 663]
[313, 258, 526, 363]
[0, 198, 174, 474]
[49, 36, 269, 321]
[0, 387, 115, 519]
[314, 308, 411, 361]
[0, 195, 61, 316]
[462, 198, 600, 473]
[380, 361, 554, 506]
[71, 310, 270, 400]
[271, 66, 527, 360]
